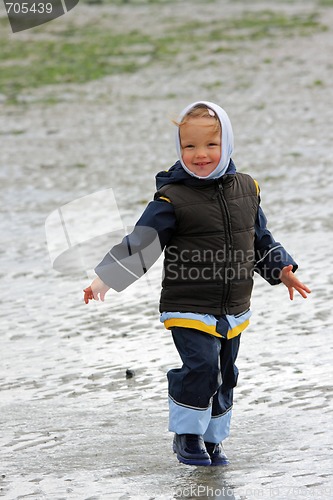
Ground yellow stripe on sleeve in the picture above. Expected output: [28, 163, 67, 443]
[253, 179, 260, 196]
[158, 196, 172, 203]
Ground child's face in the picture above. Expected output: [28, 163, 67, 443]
[179, 117, 221, 177]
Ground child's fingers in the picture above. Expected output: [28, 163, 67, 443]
[83, 287, 94, 304]
[83, 283, 109, 304]
[293, 278, 311, 295]
[296, 285, 310, 298]
[289, 287, 294, 301]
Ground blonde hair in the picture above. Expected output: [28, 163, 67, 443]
[173, 104, 221, 133]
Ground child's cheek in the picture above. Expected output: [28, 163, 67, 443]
[182, 152, 189, 166]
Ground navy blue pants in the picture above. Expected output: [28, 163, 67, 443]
[168, 327, 241, 443]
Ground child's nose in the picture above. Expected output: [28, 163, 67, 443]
[196, 148, 207, 157]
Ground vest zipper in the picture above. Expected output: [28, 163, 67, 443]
[216, 181, 233, 313]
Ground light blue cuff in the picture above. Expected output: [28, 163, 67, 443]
[168, 397, 232, 442]
[203, 408, 232, 443]
[168, 396, 212, 435]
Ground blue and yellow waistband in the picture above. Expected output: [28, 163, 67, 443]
[161, 311, 251, 340]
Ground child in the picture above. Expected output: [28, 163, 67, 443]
[84, 101, 310, 467]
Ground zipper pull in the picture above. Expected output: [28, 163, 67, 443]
[217, 181, 224, 195]
[212, 180, 223, 199]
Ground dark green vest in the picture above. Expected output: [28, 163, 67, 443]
[157, 173, 259, 316]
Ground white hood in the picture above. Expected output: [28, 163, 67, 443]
[175, 100, 234, 180]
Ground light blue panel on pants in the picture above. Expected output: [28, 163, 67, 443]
[169, 397, 232, 443]
[168, 396, 212, 435]
[203, 408, 232, 443]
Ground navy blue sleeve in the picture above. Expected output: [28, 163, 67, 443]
[254, 205, 298, 285]
[136, 198, 176, 248]
[94, 199, 176, 290]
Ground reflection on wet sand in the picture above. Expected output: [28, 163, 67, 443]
[1, 0, 333, 498]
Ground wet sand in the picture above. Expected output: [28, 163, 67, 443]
[1, 0, 333, 498]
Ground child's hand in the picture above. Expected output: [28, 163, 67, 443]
[83, 277, 110, 304]
[279, 265, 311, 300]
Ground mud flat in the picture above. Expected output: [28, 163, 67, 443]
[0, 0, 332, 498]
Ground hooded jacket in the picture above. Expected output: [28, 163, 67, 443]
[95, 102, 297, 334]
[156, 101, 257, 315]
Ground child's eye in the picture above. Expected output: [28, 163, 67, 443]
[209, 143, 219, 147]
[184, 145, 194, 149]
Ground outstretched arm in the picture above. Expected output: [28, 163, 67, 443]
[279, 265, 311, 300]
[254, 206, 311, 299]
[254, 206, 298, 284]
[83, 197, 176, 304]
